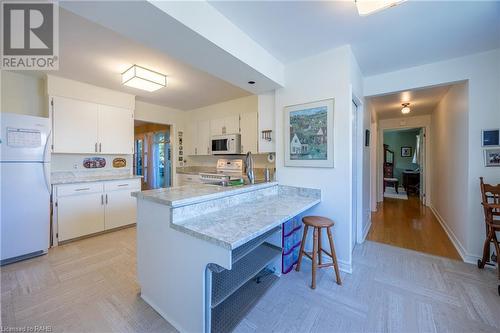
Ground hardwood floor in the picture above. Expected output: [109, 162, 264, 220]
[367, 196, 461, 260]
[2, 227, 499, 333]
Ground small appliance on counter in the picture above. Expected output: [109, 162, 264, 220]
[1, 113, 51, 265]
[199, 159, 244, 186]
[211, 133, 241, 155]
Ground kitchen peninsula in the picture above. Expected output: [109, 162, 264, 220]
[133, 182, 320, 333]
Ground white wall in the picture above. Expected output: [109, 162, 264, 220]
[275, 45, 360, 272]
[430, 82, 470, 258]
[47, 75, 135, 110]
[365, 49, 500, 261]
[1, 71, 48, 117]
[184, 95, 257, 121]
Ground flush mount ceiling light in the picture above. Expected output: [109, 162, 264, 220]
[355, 0, 406, 16]
[401, 103, 411, 114]
[122, 65, 167, 92]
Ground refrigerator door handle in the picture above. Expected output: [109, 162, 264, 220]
[42, 162, 51, 193]
[43, 130, 52, 162]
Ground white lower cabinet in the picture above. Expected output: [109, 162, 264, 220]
[55, 179, 140, 242]
[176, 173, 202, 186]
[57, 191, 105, 242]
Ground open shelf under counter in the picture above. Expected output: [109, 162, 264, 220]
[210, 243, 281, 308]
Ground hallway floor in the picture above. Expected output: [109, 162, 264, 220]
[368, 196, 461, 260]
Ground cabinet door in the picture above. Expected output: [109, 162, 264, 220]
[184, 121, 196, 156]
[210, 118, 224, 136]
[57, 193, 105, 241]
[98, 105, 133, 154]
[104, 189, 137, 229]
[224, 115, 240, 135]
[240, 112, 258, 153]
[52, 96, 98, 153]
[197, 120, 211, 155]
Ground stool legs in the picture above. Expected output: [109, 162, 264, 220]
[312, 227, 318, 289]
[327, 227, 342, 285]
[295, 225, 342, 288]
[295, 225, 308, 272]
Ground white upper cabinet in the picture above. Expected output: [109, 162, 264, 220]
[240, 112, 258, 154]
[52, 96, 99, 153]
[223, 115, 240, 134]
[196, 120, 211, 155]
[51, 96, 134, 154]
[98, 105, 133, 154]
[184, 121, 196, 156]
[210, 115, 239, 136]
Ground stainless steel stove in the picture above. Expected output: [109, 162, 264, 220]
[199, 159, 244, 185]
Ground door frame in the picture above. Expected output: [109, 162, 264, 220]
[377, 119, 432, 206]
[350, 94, 366, 249]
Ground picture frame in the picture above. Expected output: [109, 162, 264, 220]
[401, 146, 412, 157]
[484, 148, 500, 167]
[482, 129, 499, 147]
[284, 98, 334, 167]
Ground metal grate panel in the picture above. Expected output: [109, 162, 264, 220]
[211, 270, 278, 333]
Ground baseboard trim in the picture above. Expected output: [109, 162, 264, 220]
[429, 205, 480, 264]
[361, 221, 372, 242]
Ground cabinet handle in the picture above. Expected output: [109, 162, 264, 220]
[75, 187, 90, 191]
[101, 194, 104, 205]
[105, 194, 108, 204]
[99, 143, 102, 152]
[95, 143, 98, 152]
[117, 184, 129, 187]
[195, 148, 197, 155]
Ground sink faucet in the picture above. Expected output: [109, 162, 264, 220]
[245, 152, 255, 184]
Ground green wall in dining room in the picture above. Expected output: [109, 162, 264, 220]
[384, 128, 420, 182]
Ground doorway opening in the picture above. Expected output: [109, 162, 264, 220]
[366, 83, 464, 260]
[134, 120, 172, 190]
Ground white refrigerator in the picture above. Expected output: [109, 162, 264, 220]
[1, 113, 51, 265]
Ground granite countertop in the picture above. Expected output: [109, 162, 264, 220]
[52, 172, 142, 185]
[176, 166, 216, 175]
[172, 185, 320, 249]
[133, 182, 278, 208]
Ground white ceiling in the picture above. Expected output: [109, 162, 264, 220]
[367, 84, 453, 119]
[53, 9, 250, 110]
[208, 1, 500, 75]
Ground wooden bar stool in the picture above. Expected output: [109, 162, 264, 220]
[295, 216, 342, 289]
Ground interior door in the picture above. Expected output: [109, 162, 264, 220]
[419, 128, 426, 204]
[52, 96, 98, 153]
[98, 105, 133, 154]
[105, 190, 137, 229]
[57, 193, 105, 241]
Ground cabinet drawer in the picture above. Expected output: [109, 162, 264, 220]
[177, 174, 200, 184]
[56, 182, 103, 197]
[104, 179, 141, 192]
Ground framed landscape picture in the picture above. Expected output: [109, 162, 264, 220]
[284, 98, 334, 167]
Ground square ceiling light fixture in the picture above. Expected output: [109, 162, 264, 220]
[355, 0, 406, 16]
[122, 65, 167, 92]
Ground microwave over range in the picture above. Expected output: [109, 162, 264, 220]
[211, 134, 241, 155]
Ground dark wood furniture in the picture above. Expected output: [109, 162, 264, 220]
[296, 216, 342, 289]
[383, 145, 399, 193]
[402, 171, 420, 195]
[477, 177, 500, 296]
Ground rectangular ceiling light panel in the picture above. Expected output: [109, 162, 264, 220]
[122, 65, 167, 92]
[355, 0, 406, 16]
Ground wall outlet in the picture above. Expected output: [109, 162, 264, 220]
[73, 163, 78, 169]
